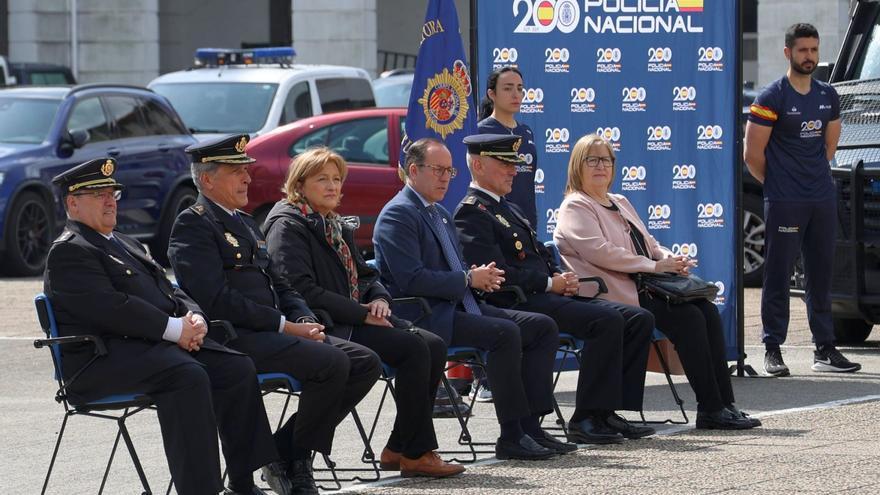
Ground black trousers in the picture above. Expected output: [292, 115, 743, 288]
[249, 335, 381, 456]
[519, 294, 653, 416]
[640, 294, 734, 412]
[349, 325, 447, 459]
[449, 304, 559, 424]
[71, 343, 277, 495]
[761, 199, 836, 347]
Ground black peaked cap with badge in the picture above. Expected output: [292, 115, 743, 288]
[185, 134, 256, 165]
[51, 157, 124, 196]
[462, 134, 524, 163]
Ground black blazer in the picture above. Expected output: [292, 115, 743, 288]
[263, 201, 391, 339]
[168, 195, 316, 358]
[43, 220, 231, 397]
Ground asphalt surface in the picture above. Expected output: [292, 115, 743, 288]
[1, 276, 878, 494]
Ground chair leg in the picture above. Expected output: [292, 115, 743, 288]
[98, 425, 123, 495]
[314, 453, 342, 491]
[640, 341, 689, 425]
[41, 412, 71, 495]
[118, 415, 153, 494]
[165, 478, 174, 495]
[362, 380, 392, 465]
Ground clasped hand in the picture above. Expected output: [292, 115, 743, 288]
[550, 272, 579, 296]
[178, 311, 207, 352]
[468, 262, 505, 292]
[655, 255, 698, 276]
[362, 299, 393, 327]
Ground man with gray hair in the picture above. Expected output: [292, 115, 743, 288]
[168, 134, 381, 495]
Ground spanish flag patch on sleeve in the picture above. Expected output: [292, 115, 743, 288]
[750, 104, 778, 122]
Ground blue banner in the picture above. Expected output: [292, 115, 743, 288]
[402, 0, 478, 210]
[476, 0, 740, 359]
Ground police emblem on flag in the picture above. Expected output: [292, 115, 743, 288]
[418, 60, 472, 139]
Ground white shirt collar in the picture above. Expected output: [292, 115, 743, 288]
[469, 182, 502, 203]
[405, 184, 433, 207]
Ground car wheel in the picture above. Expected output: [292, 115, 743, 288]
[1, 191, 53, 276]
[150, 186, 197, 266]
[742, 193, 765, 287]
[833, 318, 873, 344]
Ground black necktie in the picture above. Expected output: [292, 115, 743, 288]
[109, 236, 141, 266]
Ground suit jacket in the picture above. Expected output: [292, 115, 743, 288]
[168, 195, 315, 358]
[262, 200, 392, 339]
[553, 191, 672, 307]
[43, 220, 231, 397]
[373, 186, 474, 343]
[455, 187, 572, 309]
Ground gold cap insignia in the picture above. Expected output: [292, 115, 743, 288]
[514, 240, 523, 250]
[225, 232, 240, 248]
[512, 138, 521, 153]
[235, 136, 248, 153]
[101, 160, 115, 177]
[496, 214, 511, 228]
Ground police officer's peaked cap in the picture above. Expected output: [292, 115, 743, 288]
[463, 134, 524, 163]
[185, 134, 256, 165]
[52, 157, 124, 195]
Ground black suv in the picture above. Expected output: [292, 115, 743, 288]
[0, 84, 197, 275]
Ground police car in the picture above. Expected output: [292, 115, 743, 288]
[149, 47, 376, 139]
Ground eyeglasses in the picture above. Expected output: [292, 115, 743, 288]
[421, 164, 457, 178]
[71, 190, 122, 201]
[583, 156, 615, 169]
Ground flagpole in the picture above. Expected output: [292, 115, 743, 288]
[469, 0, 480, 114]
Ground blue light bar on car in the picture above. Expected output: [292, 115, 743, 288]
[193, 47, 296, 67]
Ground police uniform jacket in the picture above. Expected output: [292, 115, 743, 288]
[454, 187, 568, 310]
[262, 200, 395, 339]
[44, 220, 232, 400]
[167, 195, 315, 358]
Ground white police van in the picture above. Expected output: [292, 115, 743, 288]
[149, 47, 375, 139]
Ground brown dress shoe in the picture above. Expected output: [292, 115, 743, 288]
[380, 447, 402, 470]
[399, 451, 466, 478]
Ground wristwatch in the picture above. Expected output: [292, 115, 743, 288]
[466, 269, 473, 287]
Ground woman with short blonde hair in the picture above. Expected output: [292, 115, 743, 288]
[263, 146, 464, 478]
[553, 133, 760, 431]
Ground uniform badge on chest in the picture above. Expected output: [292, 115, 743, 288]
[225, 232, 240, 247]
[496, 214, 511, 228]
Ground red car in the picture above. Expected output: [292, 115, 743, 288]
[244, 107, 407, 251]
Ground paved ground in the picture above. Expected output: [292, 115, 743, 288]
[1, 276, 878, 494]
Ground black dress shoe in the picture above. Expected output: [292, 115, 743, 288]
[224, 486, 269, 495]
[695, 408, 755, 430]
[289, 459, 319, 495]
[260, 460, 293, 495]
[532, 429, 578, 453]
[495, 434, 556, 460]
[566, 417, 625, 445]
[725, 404, 762, 428]
[604, 413, 656, 439]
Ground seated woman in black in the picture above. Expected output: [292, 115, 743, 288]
[263, 146, 464, 478]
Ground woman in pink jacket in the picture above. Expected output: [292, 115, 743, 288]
[553, 133, 760, 430]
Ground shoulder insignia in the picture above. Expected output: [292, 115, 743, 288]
[461, 195, 478, 205]
[190, 204, 206, 215]
[54, 230, 74, 243]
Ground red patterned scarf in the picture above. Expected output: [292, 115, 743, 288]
[292, 199, 359, 301]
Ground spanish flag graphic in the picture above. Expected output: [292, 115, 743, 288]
[678, 0, 704, 12]
[537, 1, 555, 26]
[750, 104, 778, 122]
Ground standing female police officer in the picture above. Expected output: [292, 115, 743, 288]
[744, 23, 860, 376]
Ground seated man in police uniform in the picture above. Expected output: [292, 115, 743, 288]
[454, 134, 656, 444]
[167, 135, 381, 495]
[43, 158, 281, 495]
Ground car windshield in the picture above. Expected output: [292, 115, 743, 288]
[0, 96, 61, 144]
[151, 82, 278, 134]
[373, 77, 413, 107]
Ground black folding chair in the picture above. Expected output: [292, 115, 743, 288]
[33, 293, 158, 495]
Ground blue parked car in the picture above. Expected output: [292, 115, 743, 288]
[0, 84, 198, 275]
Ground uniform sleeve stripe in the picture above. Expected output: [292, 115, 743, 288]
[750, 104, 778, 121]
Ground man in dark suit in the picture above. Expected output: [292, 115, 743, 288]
[454, 134, 656, 444]
[43, 158, 281, 495]
[373, 137, 574, 460]
[167, 135, 380, 495]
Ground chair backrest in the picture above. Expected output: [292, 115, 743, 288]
[544, 240, 562, 266]
[366, 259, 378, 270]
[34, 293, 63, 382]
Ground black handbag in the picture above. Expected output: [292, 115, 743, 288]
[632, 272, 719, 304]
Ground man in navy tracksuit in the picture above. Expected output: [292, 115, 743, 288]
[744, 23, 860, 376]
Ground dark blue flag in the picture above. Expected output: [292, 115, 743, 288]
[401, 0, 477, 210]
